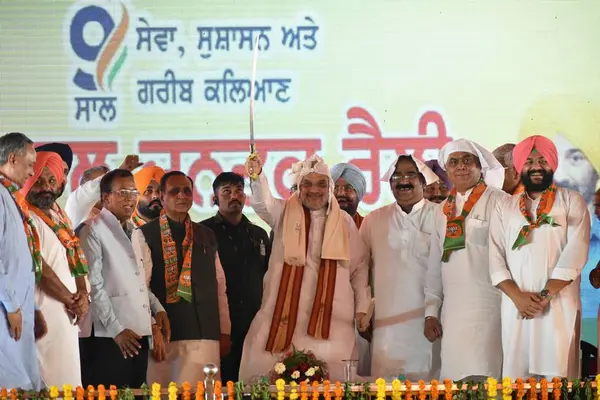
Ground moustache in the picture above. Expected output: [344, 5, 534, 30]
[431, 196, 446, 202]
[229, 200, 242, 206]
[336, 196, 350, 203]
[395, 183, 414, 190]
[148, 200, 162, 208]
[528, 169, 547, 177]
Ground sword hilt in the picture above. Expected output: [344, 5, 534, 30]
[248, 151, 259, 181]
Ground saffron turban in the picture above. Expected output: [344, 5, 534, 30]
[512, 135, 558, 174]
[133, 166, 166, 194]
[289, 154, 335, 212]
[380, 154, 439, 185]
[424, 159, 452, 189]
[438, 138, 505, 189]
[35, 142, 73, 170]
[330, 162, 367, 201]
[21, 151, 65, 196]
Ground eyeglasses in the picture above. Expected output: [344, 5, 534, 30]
[390, 172, 419, 181]
[110, 189, 140, 199]
[334, 184, 355, 193]
[446, 156, 476, 168]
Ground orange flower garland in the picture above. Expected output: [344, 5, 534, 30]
[196, 382, 205, 400]
[9, 389, 16, 400]
[334, 382, 343, 400]
[431, 380, 439, 400]
[312, 381, 319, 400]
[300, 381, 309, 400]
[227, 381, 235, 399]
[215, 380, 222, 399]
[551, 378, 561, 400]
[516, 378, 525, 400]
[419, 380, 427, 400]
[182, 382, 192, 400]
[109, 385, 117, 400]
[528, 377, 537, 400]
[87, 386, 95, 400]
[540, 378, 548, 400]
[0, 388, 6, 400]
[98, 385, 106, 400]
[323, 380, 331, 400]
[444, 379, 453, 400]
[406, 380, 413, 400]
[76, 386, 85, 400]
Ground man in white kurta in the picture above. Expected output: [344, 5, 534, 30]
[424, 139, 509, 380]
[239, 153, 371, 382]
[363, 155, 441, 380]
[490, 135, 589, 379]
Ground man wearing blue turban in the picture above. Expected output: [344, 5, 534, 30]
[330, 162, 367, 228]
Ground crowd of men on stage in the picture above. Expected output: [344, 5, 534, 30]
[0, 130, 598, 390]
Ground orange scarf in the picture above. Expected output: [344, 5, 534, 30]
[28, 204, 88, 277]
[131, 209, 146, 227]
[512, 184, 559, 250]
[160, 209, 193, 303]
[441, 179, 487, 262]
[513, 182, 525, 195]
[0, 175, 43, 281]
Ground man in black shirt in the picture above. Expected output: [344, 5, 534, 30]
[201, 172, 270, 382]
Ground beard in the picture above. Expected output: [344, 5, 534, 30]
[428, 195, 447, 204]
[137, 199, 162, 219]
[521, 169, 554, 192]
[335, 196, 358, 216]
[28, 190, 58, 210]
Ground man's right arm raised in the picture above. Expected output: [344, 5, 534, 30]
[65, 176, 103, 229]
[247, 155, 285, 229]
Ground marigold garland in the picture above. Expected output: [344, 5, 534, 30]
[406, 380, 413, 400]
[300, 381, 309, 400]
[109, 385, 117, 400]
[182, 382, 192, 400]
[290, 381, 299, 400]
[0, 388, 7, 400]
[431, 380, 439, 400]
[323, 380, 332, 400]
[334, 381, 343, 400]
[527, 377, 537, 400]
[443, 379, 453, 400]
[551, 378, 560, 400]
[276, 379, 286, 400]
[49, 386, 59, 400]
[76, 386, 84, 400]
[392, 379, 403, 400]
[487, 377, 497, 399]
[168, 382, 178, 400]
[419, 380, 427, 400]
[196, 382, 205, 400]
[516, 378, 525, 400]
[227, 381, 235, 399]
[151, 383, 161, 400]
[311, 381, 319, 400]
[98, 385, 106, 400]
[376, 378, 386, 400]
[215, 380, 223, 399]
[8, 390, 15, 400]
[540, 378, 548, 400]
[502, 378, 512, 400]
[86, 385, 95, 400]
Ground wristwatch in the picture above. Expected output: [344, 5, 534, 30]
[540, 289, 553, 300]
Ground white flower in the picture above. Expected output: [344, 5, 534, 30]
[291, 371, 300, 379]
[314, 366, 319, 371]
[305, 368, 315, 377]
[274, 362, 286, 374]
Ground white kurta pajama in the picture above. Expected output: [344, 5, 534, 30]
[425, 186, 509, 380]
[239, 174, 370, 382]
[361, 199, 441, 380]
[32, 212, 82, 387]
[489, 188, 589, 379]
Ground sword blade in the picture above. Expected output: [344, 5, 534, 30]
[249, 35, 260, 153]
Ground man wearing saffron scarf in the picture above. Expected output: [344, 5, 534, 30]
[0, 132, 44, 390]
[424, 138, 509, 381]
[489, 135, 589, 379]
[423, 160, 452, 204]
[363, 155, 441, 380]
[492, 143, 523, 195]
[132, 165, 165, 227]
[21, 151, 89, 387]
[330, 162, 367, 228]
[239, 153, 371, 381]
[132, 171, 230, 385]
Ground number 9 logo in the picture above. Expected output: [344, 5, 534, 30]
[70, 4, 129, 92]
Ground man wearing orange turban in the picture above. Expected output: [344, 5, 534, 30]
[131, 166, 165, 227]
[489, 134, 590, 379]
[22, 151, 90, 387]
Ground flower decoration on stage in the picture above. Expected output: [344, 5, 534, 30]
[269, 345, 329, 384]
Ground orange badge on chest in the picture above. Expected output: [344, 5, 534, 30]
[446, 221, 463, 239]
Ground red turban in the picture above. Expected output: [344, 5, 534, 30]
[20, 151, 66, 197]
[512, 135, 558, 174]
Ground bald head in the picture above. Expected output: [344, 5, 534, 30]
[493, 143, 520, 194]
